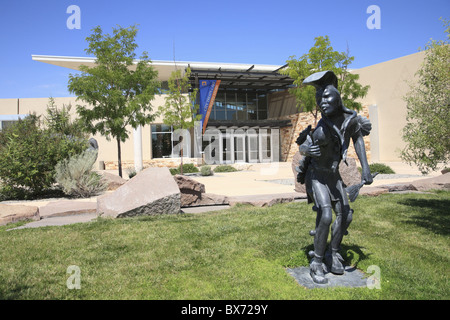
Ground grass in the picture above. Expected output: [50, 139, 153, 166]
[0, 191, 449, 300]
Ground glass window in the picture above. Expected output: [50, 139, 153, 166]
[225, 90, 236, 121]
[151, 124, 172, 133]
[247, 92, 257, 120]
[257, 93, 268, 120]
[236, 91, 247, 121]
[151, 124, 173, 158]
[0, 120, 17, 131]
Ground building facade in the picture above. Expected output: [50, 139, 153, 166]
[0, 51, 426, 170]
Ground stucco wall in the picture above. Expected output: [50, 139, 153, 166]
[353, 50, 425, 162]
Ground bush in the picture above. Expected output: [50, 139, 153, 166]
[200, 165, 213, 176]
[54, 150, 107, 198]
[213, 165, 238, 173]
[0, 114, 88, 199]
[127, 168, 137, 179]
[169, 163, 199, 175]
[369, 163, 395, 174]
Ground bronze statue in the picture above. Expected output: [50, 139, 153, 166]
[296, 70, 373, 284]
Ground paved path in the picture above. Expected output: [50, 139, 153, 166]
[2, 162, 447, 230]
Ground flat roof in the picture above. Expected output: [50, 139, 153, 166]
[31, 54, 288, 83]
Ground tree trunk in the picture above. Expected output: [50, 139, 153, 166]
[117, 137, 123, 178]
[180, 146, 184, 175]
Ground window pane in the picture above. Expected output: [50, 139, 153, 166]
[236, 91, 247, 121]
[247, 92, 257, 120]
[151, 124, 172, 133]
[0, 120, 17, 131]
[152, 132, 172, 158]
[257, 93, 268, 120]
[226, 91, 237, 120]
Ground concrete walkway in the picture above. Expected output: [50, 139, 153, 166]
[1, 161, 447, 230]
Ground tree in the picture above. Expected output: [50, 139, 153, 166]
[281, 36, 369, 125]
[68, 25, 160, 177]
[401, 19, 450, 174]
[158, 67, 201, 175]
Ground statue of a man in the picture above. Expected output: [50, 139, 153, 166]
[297, 70, 373, 284]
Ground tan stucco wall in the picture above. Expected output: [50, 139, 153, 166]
[0, 98, 20, 114]
[353, 50, 426, 162]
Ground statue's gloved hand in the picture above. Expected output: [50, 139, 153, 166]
[362, 168, 373, 185]
[301, 145, 321, 158]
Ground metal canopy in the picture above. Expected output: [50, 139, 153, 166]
[189, 64, 294, 91]
[207, 119, 292, 128]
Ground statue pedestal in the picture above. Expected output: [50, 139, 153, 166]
[286, 265, 368, 289]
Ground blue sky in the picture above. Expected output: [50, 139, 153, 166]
[0, 0, 448, 99]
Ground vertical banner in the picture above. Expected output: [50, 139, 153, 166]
[199, 79, 221, 133]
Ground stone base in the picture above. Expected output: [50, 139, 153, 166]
[286, 265, 368, 289]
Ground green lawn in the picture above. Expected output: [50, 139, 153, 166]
[0, 191, 449, 300]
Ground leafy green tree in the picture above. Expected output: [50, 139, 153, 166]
[401, 19, 450, 174]
[281, 36, 369, 125]
[158, 67, 201, 174]
[68, 25, 160, 177]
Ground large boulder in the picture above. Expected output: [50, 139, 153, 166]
[339, 157, 362, 187]
[173, 174, 229, 207]
[173, 175, 205, 207]
[97, 167, 181, 218]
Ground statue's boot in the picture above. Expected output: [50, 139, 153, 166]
[330, 250, 345, 275]
[310, 257, 328, 284]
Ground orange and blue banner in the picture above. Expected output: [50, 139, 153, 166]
[199, 79, 221, 133]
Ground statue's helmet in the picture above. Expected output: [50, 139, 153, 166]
[302, 70, 339, 106]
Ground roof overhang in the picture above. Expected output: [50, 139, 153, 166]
[31, 55, 291, 85]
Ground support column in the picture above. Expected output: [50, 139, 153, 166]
[133, 125, 143, 173]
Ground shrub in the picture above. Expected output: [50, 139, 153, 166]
[213, 165, 238, 173]
[127, 168, 137, 179]
[369, 163, 395, 174]
[200, 165, 213, 176]
[54, 150, 107, 198]
[0, 114, 88, 199]
[181, 163, 199, 173]
[169, 163, 199, 175]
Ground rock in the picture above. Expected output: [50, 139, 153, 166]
[291, 152, 306, 193]
[410, 173, 450, 191]
[378, 184, 417, 192]
[173, 174, 206, 207]
[39, 200, 97, 218]
[97, 167, 181, 218]
[359, 187, 389, 197]
[339, 158, 362, 187]
[291, 152, 362, 192]
[190, 193, 229, 206]
[99, 171, 127, 191]
[228, 194, 296, 207]
[0, 204, 40, 226]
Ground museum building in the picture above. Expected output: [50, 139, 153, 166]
[0, 50, 427, 170]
